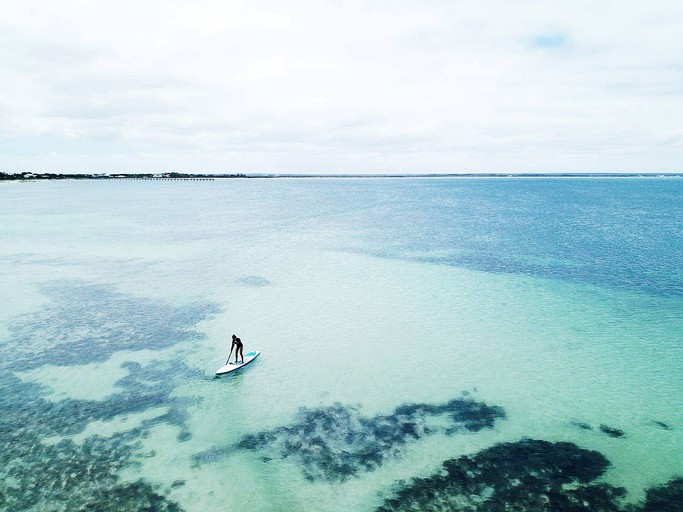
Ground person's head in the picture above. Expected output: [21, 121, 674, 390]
[232, 334, 236, 340]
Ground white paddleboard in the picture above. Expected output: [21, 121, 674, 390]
[215, 350, 260, 376]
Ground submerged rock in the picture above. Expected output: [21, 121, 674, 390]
[4, 280, 219, 370]
[85, 481, 183, 512]
[195, 398, 506, 482]
[376, 439, 683, 512]
[600, 424, 626, 438]
[376, 439, 624, 512]
[641, 477, 683, 512]
[235, 275, 271, 287]
[0, 361, 191, 511]
[0, 281, 220, 511]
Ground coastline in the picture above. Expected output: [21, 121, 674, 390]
[1, 171, 682, 181]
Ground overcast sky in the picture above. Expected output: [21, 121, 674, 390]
[1, 0, 682, 173]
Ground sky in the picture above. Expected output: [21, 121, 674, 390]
[1, 0, 682, 174]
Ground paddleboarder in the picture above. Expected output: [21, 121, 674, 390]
[227, 334, 244, 364]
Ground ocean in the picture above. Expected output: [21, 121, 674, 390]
[1, 177, 681, 511]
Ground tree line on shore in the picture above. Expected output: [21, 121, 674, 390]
[0, 172, 249, 180]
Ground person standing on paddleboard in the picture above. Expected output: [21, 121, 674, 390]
[228, 334, 244, 364]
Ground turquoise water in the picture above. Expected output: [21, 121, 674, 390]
[0, 178, 681, 511]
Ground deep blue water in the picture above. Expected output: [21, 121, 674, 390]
[3, 177, 680, 298]
[271, 178, 683, 297]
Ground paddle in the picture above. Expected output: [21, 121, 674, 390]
[225, 347, 234, 365]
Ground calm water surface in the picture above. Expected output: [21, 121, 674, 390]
[0, 178, 681, 511]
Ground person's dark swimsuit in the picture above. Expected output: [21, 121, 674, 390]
[233, 337, 244, 363]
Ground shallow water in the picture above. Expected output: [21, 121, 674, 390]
[1, 178, 681, 511]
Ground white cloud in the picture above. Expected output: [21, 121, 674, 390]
[0, 0, 682, 172]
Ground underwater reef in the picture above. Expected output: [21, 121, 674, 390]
[5, 280, 219, 370]
[2, 280, 681, 511]
[0, 423, 181, 511]
[0, 363, 189, 511]
[571, 421, 628, 438]
[375, 439, 683, 512]
[0, 281, 217, 511]
[234, 275, 272, 287]
[640, 478, 683, 512]
[194, 398, 506, 482]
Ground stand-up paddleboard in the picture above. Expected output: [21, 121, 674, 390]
[215, 350, 260, 376]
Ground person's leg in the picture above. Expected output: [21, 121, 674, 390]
[239, 346, 244, 362]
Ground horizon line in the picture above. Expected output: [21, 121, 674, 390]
[2, 171, 683, 179]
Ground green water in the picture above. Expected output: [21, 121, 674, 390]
[0, 178, 681, 511]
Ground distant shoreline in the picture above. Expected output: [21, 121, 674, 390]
[1, 171, 682, 181]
